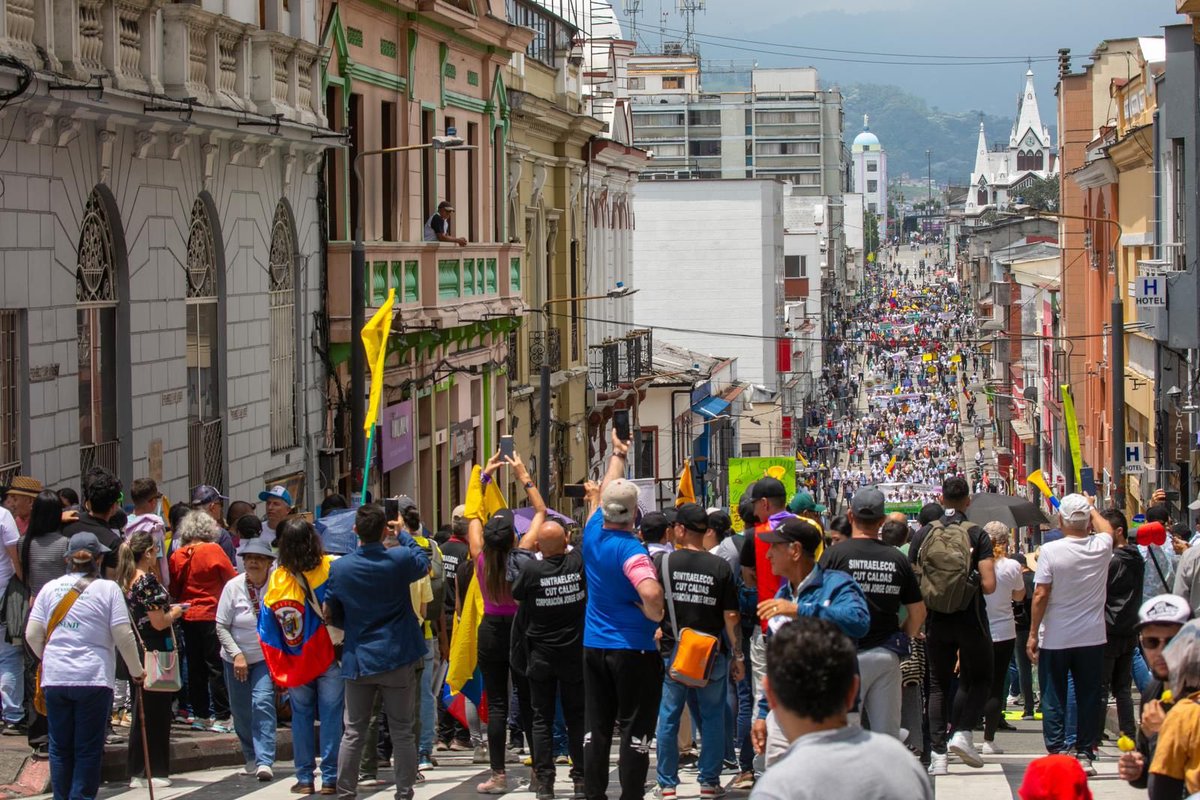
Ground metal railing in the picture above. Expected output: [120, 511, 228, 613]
[188, 418, 224, 489]
[0, 461, 19, 487]
[80, 440, 120, 477]
[529, 329, 562, 373]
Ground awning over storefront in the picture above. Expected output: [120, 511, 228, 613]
[692, 395, 731, 420]
[1009, 420, 1035, 444]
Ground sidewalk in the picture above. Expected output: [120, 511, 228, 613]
[0, 720, 294, 798]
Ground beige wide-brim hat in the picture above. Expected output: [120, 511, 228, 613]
[6, 475, 42, 498]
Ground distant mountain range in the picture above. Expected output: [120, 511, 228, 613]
[840, 83, 1053, 188]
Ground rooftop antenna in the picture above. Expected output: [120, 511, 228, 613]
[677, 0, 704, 55]
[628, 0, 642, 46]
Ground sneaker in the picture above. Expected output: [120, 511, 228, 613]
[290, 783, 315, 795]
[981, 740, 1004, 755]
[30, 744, 48, 760]
[555, 755, 570, 765]
[320, 787, 336, 796]
[242, 763, 258, 776]
[477, 771, 509, 794]
[572, 780, 586, 799]
[722, 758, 738, 772]
[654, 788, 677, 800]
[436, 741, 451, 752]
[449, 739, 471, 751]
[105, 732, 126, 745]
[129, 777, 172, 789]
[2, 722, 27, 736]
[1076, 753, 1097, 777]
[928, 752, 948, 777]
[257, 766, 274, 782]
[730, 772, 755, 790]
[192, 718, 212, 732]
[211, 719, 234, 734]
[1021, 711, 1036, 721]
[1008, 694, 1022, 707]
[473, 745, 490, 764]
[699, 784, 727, 800]
[948, 730, 984, 768]
[418, 756, 435, 771]
[536, 784, 554, 800]
[358, 777, 385, 788]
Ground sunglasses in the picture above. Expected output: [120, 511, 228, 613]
[1141, 634, 1176, 650]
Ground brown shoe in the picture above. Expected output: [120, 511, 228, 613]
[320, 788, 337, 796]
[290, 783, 314, 795]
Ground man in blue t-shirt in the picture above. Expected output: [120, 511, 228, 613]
[582, 433, 664, 800]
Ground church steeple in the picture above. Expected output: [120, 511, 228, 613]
[973, 119, 988, 175]
[1010, 69, 1049, 148]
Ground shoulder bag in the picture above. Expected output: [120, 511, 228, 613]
[33, 576, 94, 714]
[129, 586, 182, 692]
[662, 552, 719, 688]
[1, 576, 30, 644]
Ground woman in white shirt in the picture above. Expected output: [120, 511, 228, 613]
[26, 532, 145, 800]
[980, 522, 1026, 754]
[215, 538, 277, 781]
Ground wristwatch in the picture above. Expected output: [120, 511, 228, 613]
[524, 480, 535, 489]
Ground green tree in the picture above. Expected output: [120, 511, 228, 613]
[863, 210, 881, 255]
[1017, 176, 1059, 212]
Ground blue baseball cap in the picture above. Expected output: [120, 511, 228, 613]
[258, 485, 294, 506]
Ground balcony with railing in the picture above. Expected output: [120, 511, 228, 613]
[528, 328, 561, 372]
[0, 0, 324, 125]
[326, 241, 525, 341]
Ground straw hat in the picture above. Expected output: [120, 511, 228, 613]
[6, 476, 42, 498]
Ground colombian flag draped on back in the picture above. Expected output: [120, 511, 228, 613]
[259, 555, 336, 688]
[442, 576, 488, 725]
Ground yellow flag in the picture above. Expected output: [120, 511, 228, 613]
[361, 289, 396, 432]
[885, 455, 897, 475]
[676, 460, 696, 507]
[1060, 385, 1083, 491]
[464, 465, 508, 521]
[796, 451, 809, 467]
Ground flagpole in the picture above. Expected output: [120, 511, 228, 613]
[361, 426, 376, 502]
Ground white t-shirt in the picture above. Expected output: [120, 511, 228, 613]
[215, 573, 266, 664]
[1033, 531, 1113, 649]
[984, 556, 1023, 642]
[0, 507, 18, 598]
[125, 512, 168, 588]
[29, 574, 129, 687]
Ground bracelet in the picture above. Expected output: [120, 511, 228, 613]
[480, 473, 492, 487]
[524, 480, 535, 489]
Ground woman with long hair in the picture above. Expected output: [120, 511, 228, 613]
[169, 512, 236, 733]
[981, 521, 1026, 755]
[266, 518, 342, 795]
[21, 490, 69, 755]
[117, 532, 184, 787]
[470, 452, 541, 794]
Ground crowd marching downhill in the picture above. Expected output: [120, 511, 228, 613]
[6, 249, 1200, 800]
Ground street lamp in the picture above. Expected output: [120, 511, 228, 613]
[348, 134, 469, 489]
[537, 285, 638, 496]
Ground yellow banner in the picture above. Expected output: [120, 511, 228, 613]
[1060, 384, 1083, 490]
[361, 289, 396, 432]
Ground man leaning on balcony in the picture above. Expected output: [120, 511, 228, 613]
[423, 201, 467, 246]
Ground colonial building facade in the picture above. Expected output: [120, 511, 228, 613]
[0, 0, 328, 505]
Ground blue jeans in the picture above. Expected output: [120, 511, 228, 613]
[418, 638, 436, 758]
[0, 630, 22, 724]
[45, 685, 111, 800]
[289, 663, 344, 785]
[1132, 646, 1151, 694]
[1038, 645, 1103, 757]
[224, 659, 277, 768]
[656, 653, 728, 788]
[553, 695, 568, 758]
[731, 633, 754, 772]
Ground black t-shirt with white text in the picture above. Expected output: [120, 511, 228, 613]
[439, 537, 469, 616]
[820, 537, 922, 650]
[511, 549, 587, 666]
[657, 548, 738, 657]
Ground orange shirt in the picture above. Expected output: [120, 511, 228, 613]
[1151, 692, 1200, 794]
[170, 542, 236, 622]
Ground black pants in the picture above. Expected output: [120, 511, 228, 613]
[127, 687, 174, 778]
[1101, 633, 1137, 741]
[181, 620, 229, 721]
[983, 638, 1015, 740]
[477, 615, 530, 774]
[927, 616, 993, 754]
[528, 654, 584, 789]
[1013, 627, 1036, 713]
[583, 648, 662, 800]
[24, 646, 47, 747]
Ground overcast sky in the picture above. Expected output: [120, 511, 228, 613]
[615, 0, 1180, 114]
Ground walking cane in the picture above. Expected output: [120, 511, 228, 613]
[136, 683, 155, 800]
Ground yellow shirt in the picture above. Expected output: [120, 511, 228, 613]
[1151, 692, 1200, 793]
[410, 575, 433, 638]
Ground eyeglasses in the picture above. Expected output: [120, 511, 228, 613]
[1141, 635, 1176, 650]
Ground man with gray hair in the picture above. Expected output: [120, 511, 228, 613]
[581, 431, 664, 800]
[1026, 493, 1114, 775]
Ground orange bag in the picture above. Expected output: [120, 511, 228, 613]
[662, 553, 719, 688]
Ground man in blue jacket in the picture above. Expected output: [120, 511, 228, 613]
[325, 504, 430, 800]
[749, 517, 869, 767]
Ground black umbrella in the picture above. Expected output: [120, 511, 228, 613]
[965, 493, 1050, 528]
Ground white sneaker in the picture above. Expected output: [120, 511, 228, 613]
[1076, 753, 1097, 777]
[948, 730, 984, 768]
[928, 752, 948, 776]
[256, 765, 274, 782]
[473, 745, 490, 764]
[129, 777, 172, 789]
[981, 740, 1004, 755]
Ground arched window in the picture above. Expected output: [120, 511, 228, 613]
[186, 196, 224, 488]
[77, 188, 122, 477]
[268, 200, 299, 452]
[977, 188, 988, 207]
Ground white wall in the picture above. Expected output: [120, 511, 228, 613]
[631, 180, 784, 391]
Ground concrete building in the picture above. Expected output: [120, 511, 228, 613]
[965, 69, 1057, 216]
[627, 61, 847, 193]
[318, 0, 529, 516]
[851, 116, 888, 240]
[0, 0, 328, 506]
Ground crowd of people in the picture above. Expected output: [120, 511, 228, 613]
[11, 249, 1200, 800]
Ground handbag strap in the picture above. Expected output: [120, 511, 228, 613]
[45, 576, 94, 646]
[294, 569, 326, 624]
[662, 551, 679, 638]
[126, 575, 176, 652]
[1148, 546, 1169, 588]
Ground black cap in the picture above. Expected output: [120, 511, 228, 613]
[850, 486, 887, 522]
[675, 503, 709, 533]
[750, 478, 787, 502]
[758, 518, 822, 554]
[483, 509, 515, 545]
[640, 511, 670, 541]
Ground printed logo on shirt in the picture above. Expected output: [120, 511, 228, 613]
[845, 558, 902, 596]
[534, 571, 584, 607]
[671, 570, 719, 606]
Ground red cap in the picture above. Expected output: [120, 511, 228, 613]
[1138, 521, 1167, 548]
[1019, 754, 1093, 800]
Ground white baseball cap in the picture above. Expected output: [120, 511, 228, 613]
[1139, 594, 1192, 629]
[1058, 493, 1091, 525]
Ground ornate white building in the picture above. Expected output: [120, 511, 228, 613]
[965, 70, 1057, 214]
[851, 115, 887, 240]
[0, 0, 329, 505]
